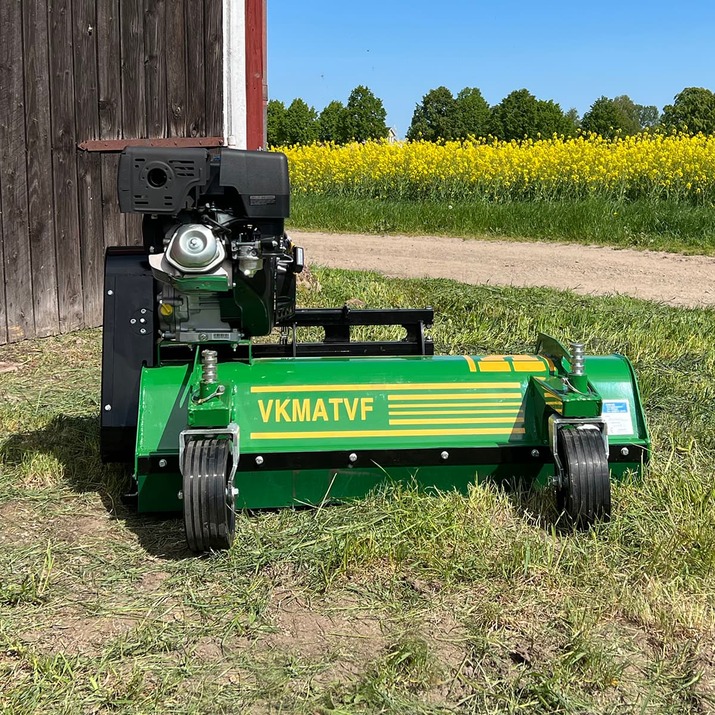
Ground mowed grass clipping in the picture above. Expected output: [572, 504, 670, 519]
[1, 268, 715, 713]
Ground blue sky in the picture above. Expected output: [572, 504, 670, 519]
[267, 1, 715, 137]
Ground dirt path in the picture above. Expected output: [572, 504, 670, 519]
[292, 230, 715, 308]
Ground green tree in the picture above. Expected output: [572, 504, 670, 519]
[454, 87, 490, 139]
[637, 104, 660, 129]
[282, 98, 318, 145]
[406, 86, 458, 141]
[338, 85, 388, 142]
[317, 100, 345, 143]
[267, 99, 287, 146]
[565, 107, 581, 132]
[581, 97, 627, 139]
[582, 95, 658, 136]
[489, 89, 571, 140]
[612, 95, 643, 134]
[535, 99, 576, 137]
[489, 89, 539, 140]
[662, 87, 715, 134]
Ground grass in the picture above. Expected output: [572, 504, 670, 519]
[2, 268, 715, 712]
[288, 195, 715, 255]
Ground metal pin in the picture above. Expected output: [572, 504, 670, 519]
[201, 350, 218, 383]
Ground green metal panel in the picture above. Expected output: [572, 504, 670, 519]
[134, 352, 650, 512]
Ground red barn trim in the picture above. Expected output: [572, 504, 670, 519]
[245, 0, 267, 149]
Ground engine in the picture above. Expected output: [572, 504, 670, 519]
[118, 147, 303, 343]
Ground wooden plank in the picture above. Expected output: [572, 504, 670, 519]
[0, 180, 6, 344]
[204, 0, 223, 138]
[165, 0, 187, 136]
[124, 214, 143, 247]
[97, 0, 126, 248]
[48, 0, 83, 331]
[120, 0, 145, 246]
[23, 0, 60, 338]
[185, 0, 205, 137]
[120, 0, 146, 139]
[100, 153, 124, 251]
[144, 0, 167, 138]
[74, 0, 104, 328]
[97, 0, 122, 140]
[0, 0, 34, 342]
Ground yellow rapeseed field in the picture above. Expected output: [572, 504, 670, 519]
[277, 133, 715, 202]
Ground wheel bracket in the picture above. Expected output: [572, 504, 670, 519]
[548, 415, 608, 486]
[179, 422, 240, 485]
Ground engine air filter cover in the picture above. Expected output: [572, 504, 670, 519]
[166, 224, 225, 273]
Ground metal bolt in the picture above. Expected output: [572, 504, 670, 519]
[107, 289, 113, 296]
[231, 486, 239, 498]
[531, 449, 540, 458]
[130, 318, 136, 324]
[140, 308, 147, 314]
[158, 459, 167, 468]
[177, 490, 183, 500]
[188, 238, 201, 250]
[620, 447, 630, 456]
[348, 452, 358, 463]
[140, 318, 146, 324]
[569, 341, 586, 376]
[440, 451, 449, 460]
[255, 456, 264, 465]
[140, 328, 147, 334]
[104, 404, 111, 411]
[199, 333, 208, 341]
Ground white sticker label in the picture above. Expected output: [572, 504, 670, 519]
[601, 400, 634, 436]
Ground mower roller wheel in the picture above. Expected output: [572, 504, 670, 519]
[556, 426, 611, 529]
[182, 437, 235, 552]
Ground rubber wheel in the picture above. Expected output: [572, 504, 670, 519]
[182, 437, 235, 552]
[556, 427, 611, 529]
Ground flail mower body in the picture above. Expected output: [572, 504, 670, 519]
[101, 148, 649, 552]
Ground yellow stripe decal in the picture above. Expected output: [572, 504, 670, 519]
[388, 401, 523, 408]
[463, 355, 477, 373]
[477, 362, 511, 372]
[389, 417, 521, 426]
[388, 409, 522, 416]
[250, 427, 527, 440]
[387, 392, 522, 401]
[513, 360, 548, 373]
[250, 382, 521, 393]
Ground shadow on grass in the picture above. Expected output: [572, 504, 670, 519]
[0, 414, 195, 560]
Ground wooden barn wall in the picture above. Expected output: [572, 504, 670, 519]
[0, 0, 223, 345]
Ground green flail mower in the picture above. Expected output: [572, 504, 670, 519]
[101, 147, 650, 552]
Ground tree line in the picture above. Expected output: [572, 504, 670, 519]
[268, 85, 715, 145]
